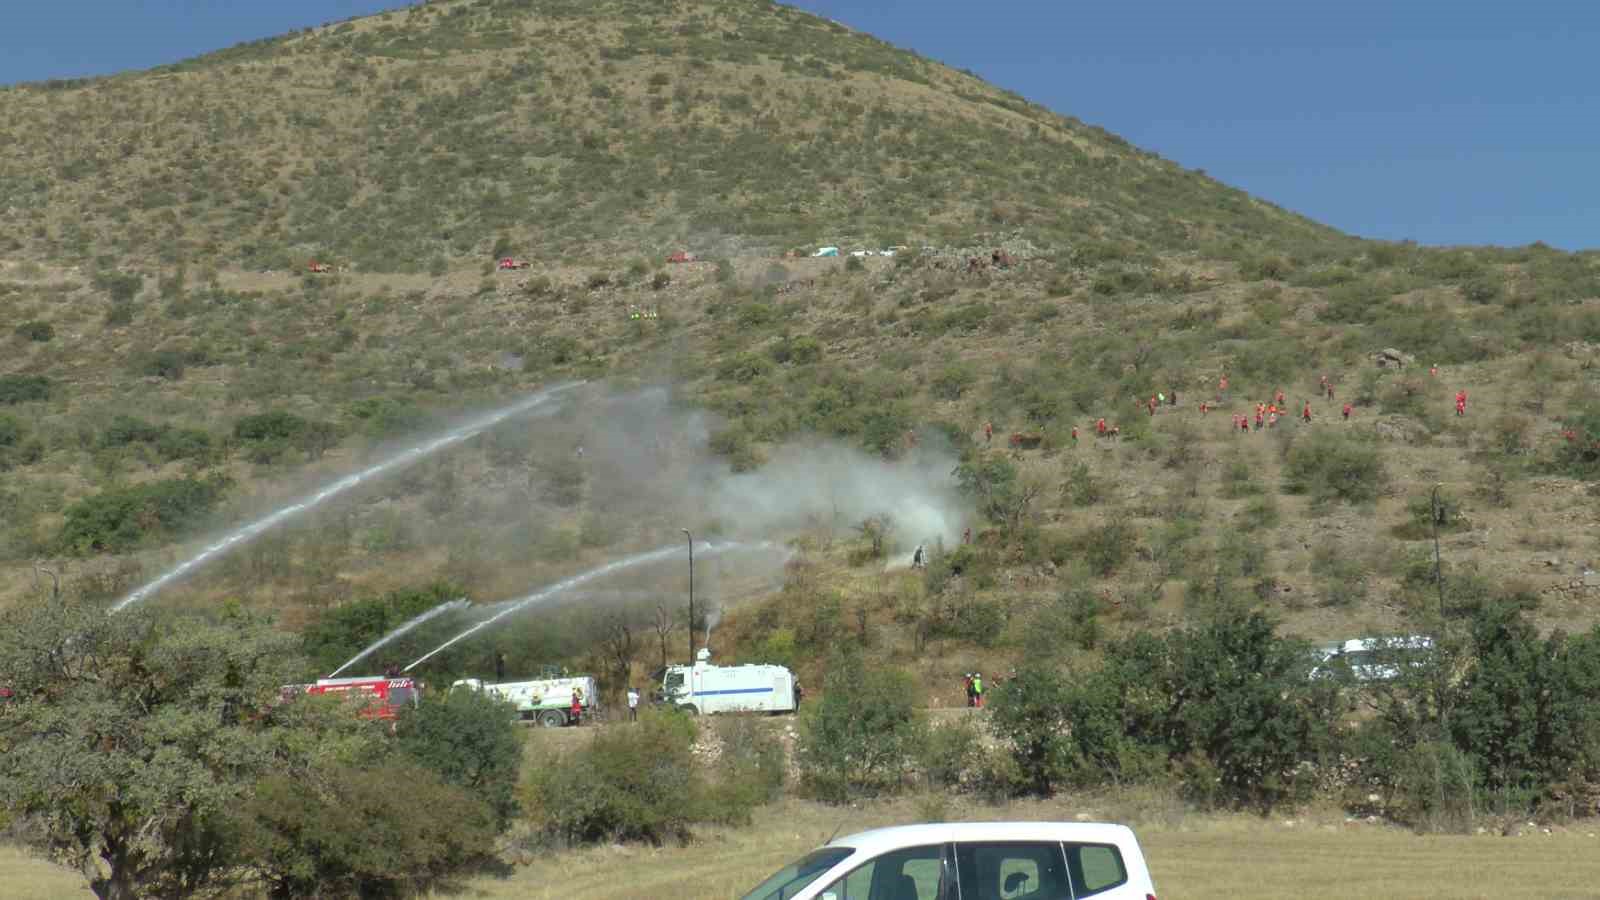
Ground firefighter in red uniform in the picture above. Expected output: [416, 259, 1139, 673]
[1302, 401, 1312, 423]
[570, 687, 584, 726]
[1343, 402, 1353, 420]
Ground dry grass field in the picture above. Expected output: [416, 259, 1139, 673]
[7, 795, 1600, 899]
[457, 796, 1600, 900]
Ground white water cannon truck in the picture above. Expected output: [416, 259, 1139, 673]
[656, 648, 800, 715]
[453, 673, 598, 727]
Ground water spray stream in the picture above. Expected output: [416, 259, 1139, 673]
[404, 541, 755, 672]
[110, 382, 583, 612]
[327, 598, 471, 678]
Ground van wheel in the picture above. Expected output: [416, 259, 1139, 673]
[678, 704, 699, 716]
[538, 709, 567, 728]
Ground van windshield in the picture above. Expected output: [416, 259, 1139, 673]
[739, 848, 853, 900]
[664, 671, 685, 690]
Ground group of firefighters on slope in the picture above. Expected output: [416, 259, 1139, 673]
[979, 367, 1472, 446]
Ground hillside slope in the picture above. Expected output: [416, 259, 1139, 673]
[0, 0, 1339, 271]
[2, 0, 1600, 688]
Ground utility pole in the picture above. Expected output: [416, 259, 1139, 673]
[681, 528, 695, 661]
[1430, 483, 1446, 621]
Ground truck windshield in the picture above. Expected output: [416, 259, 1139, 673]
[664, 672, 684, 690]
[739, 848, 853, 900]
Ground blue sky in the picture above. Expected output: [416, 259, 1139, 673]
[4, 1, 1595, 250]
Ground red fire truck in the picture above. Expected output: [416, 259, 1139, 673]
[280, 676, 421, 720]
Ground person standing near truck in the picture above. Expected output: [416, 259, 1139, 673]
[570, 687, 584, 726]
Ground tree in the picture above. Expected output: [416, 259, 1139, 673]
[653, 601, 676, 670]
[394, 688, 523, 830]
[598, 611, 637, 694]
[0, 598, 310, 899]
[987, 664, 1074, 795]
[795, 649, 924, 802]
[237, 761, 498, 900]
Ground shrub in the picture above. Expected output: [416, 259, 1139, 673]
[14, 320, 53, 342]
[916, 715, 985, 790]
[58, 475, 230, 554]
[395, 687, 522, 829]
[1282, 432, 1387, 504]
[796, 649, 924, 802]
[929, 363, 976, 401]
[0, 375, 50, 405]
[1062, 461, 1103, 506]
[708, 715, 787, 816]
[238, 761, 499, 900]
[93, 270, 143, 302]
[136, 349, 187, 380]
[301, 584, 464, 676]
[987, 663, 1075, 795]
[523, 709, 732, 845]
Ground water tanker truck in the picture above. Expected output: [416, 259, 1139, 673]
[452, 674, 598, 727]
[655, 648, 800, 715]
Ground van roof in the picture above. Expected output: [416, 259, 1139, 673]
[1338, 635, 1433, 652]
[828, 822, 1137, 854]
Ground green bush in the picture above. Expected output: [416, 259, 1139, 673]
[796, 649, 924, 802]
[916, 715, 985, 790]
[986, 663, 1076, 795]
[395, 687, 522, 829]
[13, 320, 53, 342]
[58, 475, 231, 554]
[239, 761, 499, 900]
[523, 709, 758, 845]
[1282, 432, 1386, 504]
[300, 584, 464, 676]
[0, 375, 51, 405]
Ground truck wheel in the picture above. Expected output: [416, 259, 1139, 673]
[678, 704, 699, 716]
[538, 709, 567, 728]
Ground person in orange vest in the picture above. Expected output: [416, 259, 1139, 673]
[1455, 390, 1468, 417]
[1071, 425, 1079, 444]
[1342, 402, 1352, 420]
[570, 687, 584, 726]
[1302, 401, 1312, 423]
[1239, 416, 1249, 434]
[1096, 417, 1107, 436]
[1199, 400, 1209, 415]
[983, 421, 993, 444]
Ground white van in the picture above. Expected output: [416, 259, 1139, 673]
[1310, 635, 1434, 683]
[740, 821, 1157, 900]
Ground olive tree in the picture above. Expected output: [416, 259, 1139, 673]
[0, 597, 320, 899]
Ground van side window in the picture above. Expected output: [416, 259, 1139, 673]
[1064, 843, 1127, 897]
[817, 844, 944, 900]
[953, 842, 1070, 899]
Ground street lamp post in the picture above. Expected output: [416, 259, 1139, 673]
[681, 528, 695, 661]
[1430, 483, 1446, 621]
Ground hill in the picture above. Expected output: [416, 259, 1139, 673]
[2, 0, 1600, 693]
[0, 0, 1339, 270]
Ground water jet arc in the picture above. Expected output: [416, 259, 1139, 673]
[110, 382, 582, 612]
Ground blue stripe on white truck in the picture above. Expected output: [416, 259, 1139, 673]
[691, 687, 776, 697]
